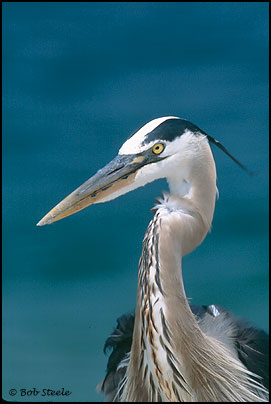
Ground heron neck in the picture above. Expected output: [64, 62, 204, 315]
[122, 208, 205, 401]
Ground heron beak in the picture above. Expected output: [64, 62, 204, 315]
[37, 153, 148, 226]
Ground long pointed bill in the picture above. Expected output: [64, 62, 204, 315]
[37, 154, 148, 226]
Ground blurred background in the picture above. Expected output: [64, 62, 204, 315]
[3, 2, 269, 402]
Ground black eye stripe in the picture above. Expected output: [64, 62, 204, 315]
[138, 117, 250, 175]
[141, 118, 204, 146]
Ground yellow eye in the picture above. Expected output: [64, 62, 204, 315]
[152, 143, 164, 155]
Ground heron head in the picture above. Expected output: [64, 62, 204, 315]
[37, 116, 246, 226]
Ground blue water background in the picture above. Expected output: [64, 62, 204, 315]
[3, 3, 269, 402]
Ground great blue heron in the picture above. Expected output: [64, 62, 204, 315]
[37, 117, 269, 402]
